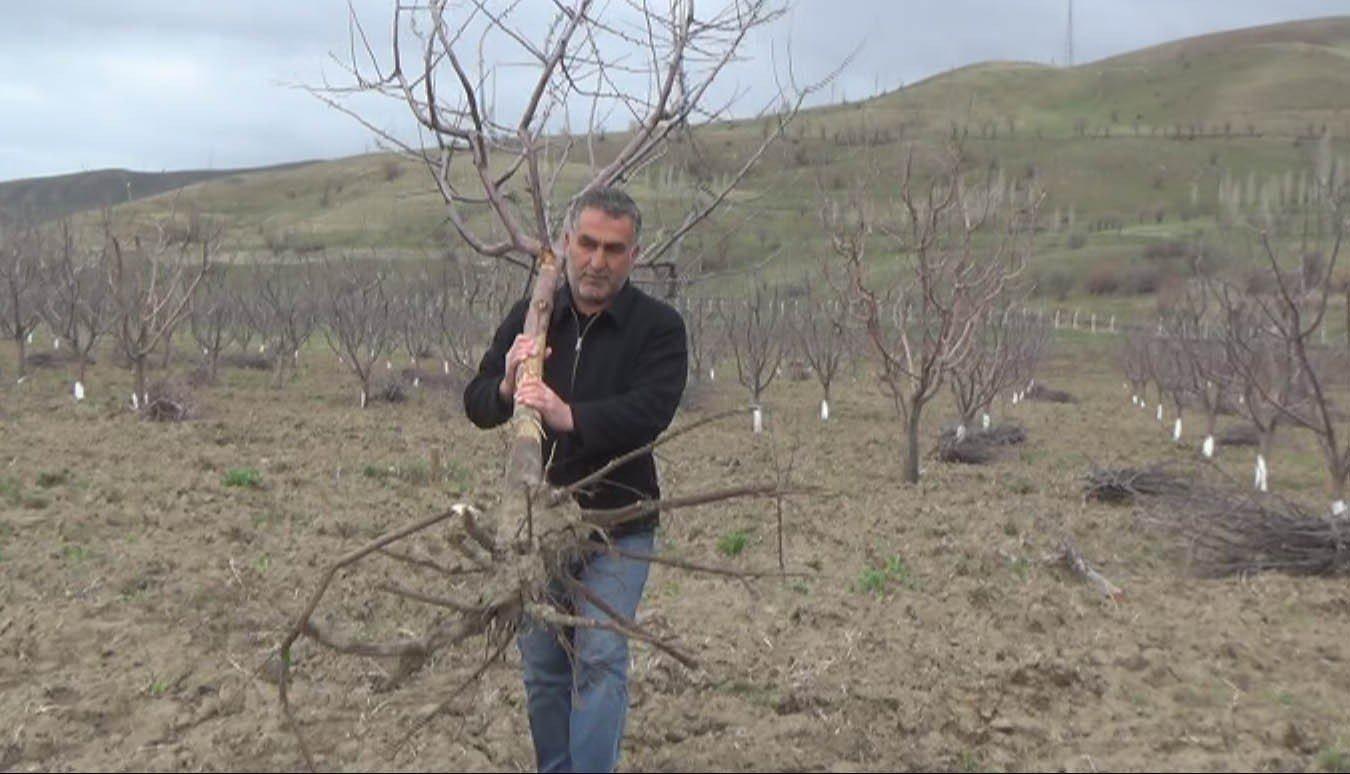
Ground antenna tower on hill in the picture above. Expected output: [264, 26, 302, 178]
[1064, 0, 1075, 67]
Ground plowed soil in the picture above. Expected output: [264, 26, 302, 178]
[2, 343, 1348, 772]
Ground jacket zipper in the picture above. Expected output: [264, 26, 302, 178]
[570, 308, 599, 395]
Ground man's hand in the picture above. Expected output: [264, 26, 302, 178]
[499, 334, 551, 401]
[515, 374, 575, 433]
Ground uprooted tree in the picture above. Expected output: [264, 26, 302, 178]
[274, 0, 820, 765]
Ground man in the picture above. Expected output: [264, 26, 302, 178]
[463, 186, 688, 773]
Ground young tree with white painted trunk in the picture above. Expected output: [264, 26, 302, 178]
[40, 220, 110, 392]
[1232, 214, 1350, 511]
[948, 300, 1047, 433]
[321, 257, 396, 408]
[0, 218, 43, 382]
[246, 261, 318, 388]
[790, 274, 849, 422]
[188, 263, 236, 384]
[826, 146, 1040, 484]
[103, 211, 214, 407]
[729, 285, 786, 432]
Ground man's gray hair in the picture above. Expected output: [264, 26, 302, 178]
[567, 186, 642, 241]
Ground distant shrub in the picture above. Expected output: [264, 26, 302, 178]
[1143, 240, 1192, 261]
[1083, 265, 1121, 295]
[1067, 232, 1087, 250]
[1034, 269, 1074, 301]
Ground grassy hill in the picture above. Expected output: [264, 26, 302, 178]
[38, 16, 1350, 303]
[0, 161, 320, 225]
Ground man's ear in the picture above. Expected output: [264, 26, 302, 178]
[630, 242, 642, 261]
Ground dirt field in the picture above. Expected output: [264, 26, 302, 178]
[2, 338, 1348, 772]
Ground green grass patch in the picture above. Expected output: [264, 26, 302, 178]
[854, 554, 922, 595]
[223, 467, 263, 488]
[716, 530, 751, 557]
[1318, 745, 1350, 774]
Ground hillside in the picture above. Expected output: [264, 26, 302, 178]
[0, 161, 320, 225]
[38, 16, 1350, 300]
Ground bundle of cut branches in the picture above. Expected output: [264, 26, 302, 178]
[1083, 464, 1191, 504]
[1026, 384, 1077, 403]
[223, 352, 272, 371]
[935, 422, 1027, 464]
[24, 351, 75, 369]
[373, 380, 408, 404]
[140, 379, 196, 422]
[981, 423, 1027, 446]
[1217, 423, 1260, 447]
[1146, 489, 1350, 577]
[937, 434, 996, 464]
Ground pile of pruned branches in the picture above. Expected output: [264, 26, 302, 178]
[1083, 464, 1192, 504]
[1026, 384, 1077, 404]
[935, 423, 1027, 465]
[1145, 488, 1350, 577]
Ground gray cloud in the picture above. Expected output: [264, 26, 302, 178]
[2, 0, 1347, 181]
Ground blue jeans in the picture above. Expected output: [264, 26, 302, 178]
[518, 529, 654, 773]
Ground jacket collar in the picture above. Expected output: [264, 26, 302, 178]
[553, 278, 639, 328]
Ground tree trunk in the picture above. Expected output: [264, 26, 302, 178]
[902, 408, 921, 484]
[14, 334, 26, 379]
[134, 357, 147, 405]
[161, 327, 174, 369]
[507, 250, 560, 489]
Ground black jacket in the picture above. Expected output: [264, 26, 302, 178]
[463, 280, 688, 532]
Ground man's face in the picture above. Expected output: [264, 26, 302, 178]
[564, 207, 639, 313]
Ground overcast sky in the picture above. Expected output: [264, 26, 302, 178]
[2, 0, 1347, 182]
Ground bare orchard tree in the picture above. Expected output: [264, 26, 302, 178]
[1119, 332, 1154, 410]
[1161, 281, 1234, 457]
[40, 220, 110, 391]
[321, 257, 396, 408]
[826, 146, 1040, 483]
[188, 263, 238, 384]
[1231, 198, 1350, 510]
[103, 211, 214, 406]
[677, 296, 719, 385]
[246, 261, 318, 388]
[393, 269, 441, 375]
[948, 300, 1047, 433]
[791, 273, 849, 421]
[728, 285, 786, 432]
[1213, 276, 1308, 492]
[0, 217, 43, 382]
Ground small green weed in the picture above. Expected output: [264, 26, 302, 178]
[147, 679, 170, 698]
[1009, 556, 1032, 581]
[716, 530, 750, 557]
[36, 469, 71, 488]
[855, 568, 887, 594]
[1318, 745, 1350, 774]
[223, 468, 263, 488]
[854, 554, 921, 595]
[61, 544, 90, 562]
[253, 553, 271, 573]
[0, 477, 20, 506]
[364, 458, 471, 488]
[957, 749, 986, 773]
